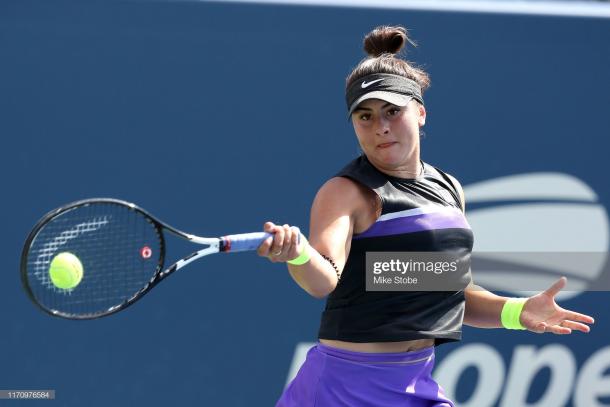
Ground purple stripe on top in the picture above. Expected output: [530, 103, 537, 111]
[355, 209, 470, 239]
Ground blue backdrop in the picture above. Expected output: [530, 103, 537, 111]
[1, 1, 609, 406]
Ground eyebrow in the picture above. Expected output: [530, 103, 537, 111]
[352, 102, 395, 113]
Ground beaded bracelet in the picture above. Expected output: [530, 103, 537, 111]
[320, 254, 341, 279]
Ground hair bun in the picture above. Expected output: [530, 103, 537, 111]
[363, 26, 410, 57]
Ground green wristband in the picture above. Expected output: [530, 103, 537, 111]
[287, 239, 311, 266]
[501, 298, 528, 330]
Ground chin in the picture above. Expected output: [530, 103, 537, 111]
[373, 155, 402, 168]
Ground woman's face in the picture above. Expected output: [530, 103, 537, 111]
[351, 98, 426, 172]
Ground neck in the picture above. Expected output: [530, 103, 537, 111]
[367, 154, 422, 179]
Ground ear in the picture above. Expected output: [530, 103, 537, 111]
[418, 103, 426, 127]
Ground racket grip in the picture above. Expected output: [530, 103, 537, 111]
[221, 232, 273, 252]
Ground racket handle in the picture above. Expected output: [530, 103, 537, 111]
[221, 232, 273, 252]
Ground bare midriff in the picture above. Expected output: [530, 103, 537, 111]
[319, 338, 435, 353]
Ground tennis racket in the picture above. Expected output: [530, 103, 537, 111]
[20, 198, 284, 320]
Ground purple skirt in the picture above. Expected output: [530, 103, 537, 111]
[276, 342, 454, 407]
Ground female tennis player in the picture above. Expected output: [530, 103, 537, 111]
[258, 25, 595, 407]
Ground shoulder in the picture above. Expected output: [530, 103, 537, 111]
[314, 176, 375, 214]
[311, 176, 380, 232]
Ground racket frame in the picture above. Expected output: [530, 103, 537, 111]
[20, 198, 225, 320]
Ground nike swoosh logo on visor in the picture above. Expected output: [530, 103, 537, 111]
[361, 79, 384, 88]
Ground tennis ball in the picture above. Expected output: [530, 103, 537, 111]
[49, 252, 83, 289]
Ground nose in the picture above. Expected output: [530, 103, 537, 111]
[375, 116, 390, 136]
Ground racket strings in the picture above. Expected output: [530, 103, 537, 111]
[25, 202, 163, 317]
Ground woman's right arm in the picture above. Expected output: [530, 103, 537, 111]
[258, 177, 368, 298]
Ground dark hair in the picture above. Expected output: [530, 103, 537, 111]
[346, 26, 430, 95]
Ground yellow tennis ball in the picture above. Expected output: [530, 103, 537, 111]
[49, 252, 83, 289]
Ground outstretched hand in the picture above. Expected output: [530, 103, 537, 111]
[520, 277, 595, 334]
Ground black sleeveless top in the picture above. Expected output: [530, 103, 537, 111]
[318, 155, 474, 345]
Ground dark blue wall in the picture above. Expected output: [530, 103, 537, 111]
[1, 1, 609, 405]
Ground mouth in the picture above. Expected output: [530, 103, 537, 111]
[377, 142, 397, 149]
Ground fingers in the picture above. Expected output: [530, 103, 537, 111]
[270, 225, 286, 257]
[562, 309, 595, 325]
[526, 314, 593, 335]
[543, 276, 567, 298]
[532, 320, 591, 335]
[529, 321, 571, 335]
[560, 320, 590, 333]
[257, 222, 301, 263]
[555, 309, 594, 333]
[256, 227, 273, 257]
[543, 323, 572, 335]
[256, 222, 277, 257]
[290, 225, 300, 252]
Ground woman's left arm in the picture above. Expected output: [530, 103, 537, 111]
[463, 284, 505, 328]
[447, 174, 595, 333]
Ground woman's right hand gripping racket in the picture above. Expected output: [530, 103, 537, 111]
[20, 198, 297, 320]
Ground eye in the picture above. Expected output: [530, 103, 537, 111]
[358, 113, 371, 121]
[387, 107, 401, 116]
